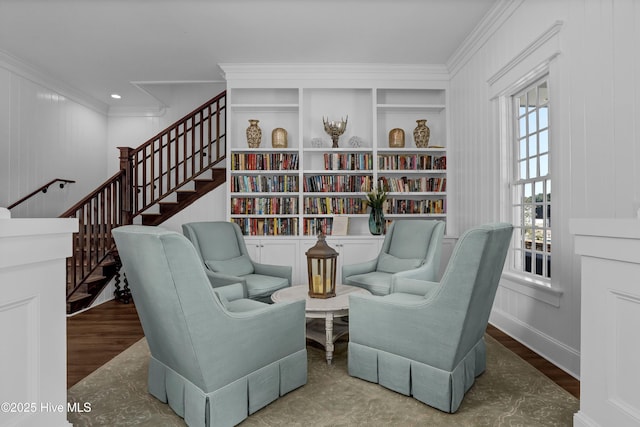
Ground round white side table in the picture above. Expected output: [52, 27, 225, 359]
[271, 284, 371, 364]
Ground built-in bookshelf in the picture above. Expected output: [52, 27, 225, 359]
[226, 81, 448, 237]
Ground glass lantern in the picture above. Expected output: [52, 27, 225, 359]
[306, 232, 338, 298]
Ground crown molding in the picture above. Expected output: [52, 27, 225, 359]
[0, 49, 109, 115]
[487, 20, 563, 87]
[446, 0, 525, 78]
[219, 63, 450, 86]
[107, 106, 167, 118]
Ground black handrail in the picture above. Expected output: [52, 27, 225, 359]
[7, 178, 76, 210]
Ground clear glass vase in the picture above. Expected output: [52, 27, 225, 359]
[368, 208, 385, 235]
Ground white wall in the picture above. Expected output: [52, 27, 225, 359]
[450, 0, 640, 378]
[0, 63, 108, 218]
[106, 82, 227, 174]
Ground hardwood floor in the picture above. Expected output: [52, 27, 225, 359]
[67, 300, 144, 388]
[67, 300, 579, 399]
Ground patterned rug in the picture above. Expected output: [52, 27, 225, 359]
[68, 335, 578, 426]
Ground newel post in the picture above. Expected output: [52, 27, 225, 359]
[118, 147, 134, 226]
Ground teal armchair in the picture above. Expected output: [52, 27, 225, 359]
[182, 221, 292, 303]
[112, 225, 307, 427]
[342, 220, 445, 295]
[347, 223, 513, 413]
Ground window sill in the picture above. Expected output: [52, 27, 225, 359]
[500, 271, 563, 307]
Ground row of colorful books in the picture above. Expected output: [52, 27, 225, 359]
[378, 154, 446, 170]
[384, 198, 446, 214]
[230, 175, 299, 193]
[231, 152, 299, 170]
[303, 197, 367, 215]
[303, 174, 373, 193]
[378, 176, 446, 193]
[230, 197, 298, 215]
[231, 217, 299, 236]
[323, 153, 373, 171]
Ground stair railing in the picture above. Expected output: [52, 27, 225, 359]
[119, 91, 227, 223]
[61, 172, 124, 299]
[7, 178, 76, 210]
[63, 91, 226, 306]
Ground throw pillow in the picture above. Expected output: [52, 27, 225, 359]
[377, 252, 422, 274]
[205, 255, 254, 276]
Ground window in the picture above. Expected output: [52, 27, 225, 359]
[511, 78, 550, 279]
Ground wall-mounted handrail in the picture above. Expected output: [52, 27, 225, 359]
[7, 178, 76, 210]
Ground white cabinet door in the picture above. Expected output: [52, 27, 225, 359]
[244, 237, 299, 284]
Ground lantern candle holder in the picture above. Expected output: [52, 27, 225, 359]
[306, 231, 338, 298]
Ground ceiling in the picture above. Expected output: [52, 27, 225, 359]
[0, 0, 498, 109]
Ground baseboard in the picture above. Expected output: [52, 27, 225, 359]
[489, 308, 580, 379]
[573, 411, 599, 427]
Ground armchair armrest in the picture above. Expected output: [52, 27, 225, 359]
[205, 270, 248, 298]
[212, 282, 246, 302]
[391, 277, 440, 296]
[342, 258, 378, 282]
[253, 262, 292, 284]
[392, 261, 439, 283]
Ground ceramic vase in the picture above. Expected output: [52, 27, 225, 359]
[246, 119, 262, 148]
[413, 119, 431, 148]
[388, 128, 405, 148]
[368, 208, 385, 235]
[271, 127, 288, 148]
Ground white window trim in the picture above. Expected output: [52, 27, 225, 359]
[487, 20, 563, 302]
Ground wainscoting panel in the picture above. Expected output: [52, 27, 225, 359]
[572, 219, 640, 427]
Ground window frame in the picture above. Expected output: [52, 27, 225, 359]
[511, 77, 552, 282]
[498, 70, 554, 291]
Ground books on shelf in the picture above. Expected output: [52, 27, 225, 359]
[323, 152, 373, 170]
[378, 154, 446, 170]
[385, 198, 446, 214]
[303, 217, 333, 236]
[231, 217, 299, 236]
[377, 176, 446, 193]
[230, 197, 298, 215]
[231, 174, 299, 192]
[231, 152, 299, 170]
[303, 174, 373, 192]
[303, 196, 367, 215]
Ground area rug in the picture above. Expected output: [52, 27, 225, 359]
[68, 336, 578, 426]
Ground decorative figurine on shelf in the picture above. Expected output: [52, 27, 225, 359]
[365, 187, 388, 235]
[348, 135, 364, 148]
[306, 231, 338, 298]
[388, 128, 405, 148]
[246, 119, 262, 148]
[271, 127, 288, 148]
[413, 119, 431, 148]
[323, 116, 348, 148]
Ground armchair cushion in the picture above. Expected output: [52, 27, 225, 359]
[205, 255, 254, 276]
[376, 253, 422, 274]
[342, 220, 445, 296]
[344, 271, 392, 296]
[244, 274, 289, 299]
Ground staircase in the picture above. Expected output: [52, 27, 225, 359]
[63, 91, 227, 314]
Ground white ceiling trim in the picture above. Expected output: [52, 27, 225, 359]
[446, 0, 525, 78]
[220, 63, 450, 88]
[0, 49, 108, 115]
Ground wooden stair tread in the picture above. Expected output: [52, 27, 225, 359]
[67, 292, 92, 303]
